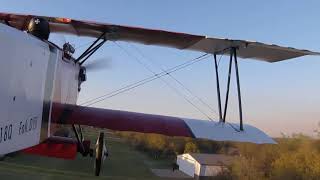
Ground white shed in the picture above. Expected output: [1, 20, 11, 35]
[177, 153, 233, 179]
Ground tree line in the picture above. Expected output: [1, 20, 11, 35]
[115, 131, 232, 159]
[115, 130, 320, 180]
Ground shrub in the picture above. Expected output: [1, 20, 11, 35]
[229, 156, 267, 180]
[184, 141, 199, 153]
[271, 139, 320, 180]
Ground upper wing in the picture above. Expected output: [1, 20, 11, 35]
[51, 103, 276, 144]
[0, 12, 319, 62]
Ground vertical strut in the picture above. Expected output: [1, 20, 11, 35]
[72, 124, 85, 154]
[223, 50, 233, 122]
[78, 124, 83, 141]
[233, 48, 243, 131]
[214, 54, 223, 121]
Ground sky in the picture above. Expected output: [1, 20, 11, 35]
[1, 0, 320, 137]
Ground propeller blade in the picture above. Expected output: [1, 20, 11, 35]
[84, 57, 112, 72]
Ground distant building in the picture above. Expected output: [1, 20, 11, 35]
[177, 153, 233, 179]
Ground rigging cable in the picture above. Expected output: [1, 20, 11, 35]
[127, 42, 219, 118]
[112, 42, 215, 120]
[79, 53, 210, 106]
[80, 50, 214, 120]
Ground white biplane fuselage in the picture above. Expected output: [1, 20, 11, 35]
[0, 23, 80, 155]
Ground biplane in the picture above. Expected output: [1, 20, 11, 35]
[0, 12, 318, 176]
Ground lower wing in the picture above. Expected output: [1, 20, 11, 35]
[51, 103, 276, 144]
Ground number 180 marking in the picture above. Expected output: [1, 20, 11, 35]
[0, 124, 12, 143]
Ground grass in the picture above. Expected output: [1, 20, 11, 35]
[0, 130, 184, 180]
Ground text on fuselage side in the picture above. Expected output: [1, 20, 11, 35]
[0, 116, 38, 143]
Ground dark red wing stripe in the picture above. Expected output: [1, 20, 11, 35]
[1, 12, 318, 62]
[51, 103, 195, 138]
[0, 12, 205, 50]
[69, 19, 205, 49]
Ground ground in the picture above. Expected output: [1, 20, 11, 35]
[0, 130, 191, 180]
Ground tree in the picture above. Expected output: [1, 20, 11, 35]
[271, 139, 320, 180]
[184, 141, 199, 153]
[146, 134, 167, 158]
[229, 156, 266, 180]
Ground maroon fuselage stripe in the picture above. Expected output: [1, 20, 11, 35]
[51, 103, 195, 138]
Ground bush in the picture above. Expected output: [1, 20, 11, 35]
[229, 156, 267, 180]
[115, 131, 228, 159]
[184, 141, 199, 153]
[225, 134, 320, 180]
[271, 139, 320, 180]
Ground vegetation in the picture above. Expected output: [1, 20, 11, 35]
[1, 126, 319, 180]
[220, 134, 320, 180]
[115, 131, 231, 160]
[115, 126, 320, 180]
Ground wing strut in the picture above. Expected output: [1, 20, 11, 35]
[76, 32, 107, 65]
[233, 48, 244, 131]
[214, 47, 244, 131]
[213, 54, 223, 121]
[72, 124, 85, 154]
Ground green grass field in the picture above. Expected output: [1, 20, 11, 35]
[0, 131, 183, 180]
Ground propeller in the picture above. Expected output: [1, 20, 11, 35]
[78, 57, 112, 87]
[83, 57, 112, 72]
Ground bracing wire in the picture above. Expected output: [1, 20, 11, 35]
[111, 42, 215, 120]
[127, 42, 219, 118]
[80, 46, 214, 120]
[79, 53, 210, 106]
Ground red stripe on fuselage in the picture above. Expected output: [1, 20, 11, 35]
[23, 137, 78, 159]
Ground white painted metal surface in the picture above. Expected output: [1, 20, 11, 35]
[0, 23, 50, 155]
[51, 54, 79, 105]
[183, 118, 276, 144]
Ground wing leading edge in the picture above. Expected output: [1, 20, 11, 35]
[51, 103, 276, 144]
[0, 12, 319, 62]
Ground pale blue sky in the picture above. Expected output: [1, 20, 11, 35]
[1, 1, 320, 136]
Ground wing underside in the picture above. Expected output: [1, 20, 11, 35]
[0, 12, 318, 62]
[51, 103, 276, 144]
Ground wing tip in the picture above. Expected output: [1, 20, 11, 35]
[182, 118, 276, 144]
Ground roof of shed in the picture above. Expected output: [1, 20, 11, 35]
[184, 153, 233, 166]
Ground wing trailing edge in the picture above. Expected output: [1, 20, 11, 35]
[51, 103, 276, 144]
